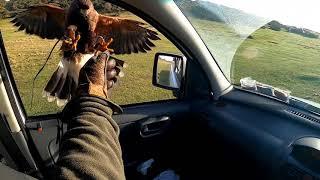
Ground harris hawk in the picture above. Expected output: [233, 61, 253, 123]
[11, 0, 160, 106]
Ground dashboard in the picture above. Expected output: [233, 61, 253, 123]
[193, 89, 320, 179]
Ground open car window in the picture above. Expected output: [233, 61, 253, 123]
[1, 2, 182, 117]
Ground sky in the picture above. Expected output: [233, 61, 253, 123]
[207, 0, 320, 32]
[159, 55, 175, 62]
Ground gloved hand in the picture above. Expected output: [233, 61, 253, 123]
[76, 51, 124, 112]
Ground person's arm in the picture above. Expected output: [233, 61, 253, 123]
[54, 52, 125, 180]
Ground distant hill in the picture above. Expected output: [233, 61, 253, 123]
[176, 0, 319, 39]
[176, 0, 265, 27]
[176, 0, 224, 22]
[262, 20, 319, 39]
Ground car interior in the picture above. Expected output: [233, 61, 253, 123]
[0, 0, 320, 180]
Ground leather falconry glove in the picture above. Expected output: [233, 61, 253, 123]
[76, 51, 123, 113]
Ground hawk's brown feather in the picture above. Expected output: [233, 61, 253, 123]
[95, 15, 160, 54]
[11, 4, 66, 39]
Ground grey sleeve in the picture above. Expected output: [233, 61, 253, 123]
[55, 96, 125, 180]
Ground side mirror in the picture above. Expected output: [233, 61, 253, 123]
[153, 53, 186, 90]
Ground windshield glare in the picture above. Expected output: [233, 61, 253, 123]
[175, 0, 320, 111]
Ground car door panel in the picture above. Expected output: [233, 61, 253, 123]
[115, 101, 190, 175]
[25, 100, 190, 169]
[114, 100, 189, 126]
[26, 117, 62, 168]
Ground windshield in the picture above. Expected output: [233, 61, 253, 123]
[175, 0, 320, 112]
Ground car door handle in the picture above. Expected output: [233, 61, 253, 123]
[140, 116, 171, 138]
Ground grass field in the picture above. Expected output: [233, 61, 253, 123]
[0, 13, 181, 116]
[232, 24, 320, 102]
[2, 14, 320, 116]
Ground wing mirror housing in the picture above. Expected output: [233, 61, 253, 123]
[152, 53, 186, 90]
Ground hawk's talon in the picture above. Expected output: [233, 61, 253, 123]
[106, 38, 113, 46]
[108, 48, 114, 53]
[94, 36, 114, 55]
[75, 34, 81, 41]
[61, 25, 81, 52]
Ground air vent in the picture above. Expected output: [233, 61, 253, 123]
[285, 164, 304, 179]
[287, 109, 320, 124]
[281, 164, 319, 180]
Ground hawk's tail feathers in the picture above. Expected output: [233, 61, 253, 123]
[43, 63, 77, 107]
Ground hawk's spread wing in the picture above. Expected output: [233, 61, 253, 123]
[11, 4, 66, 39]
[95, 15, 161, 54]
